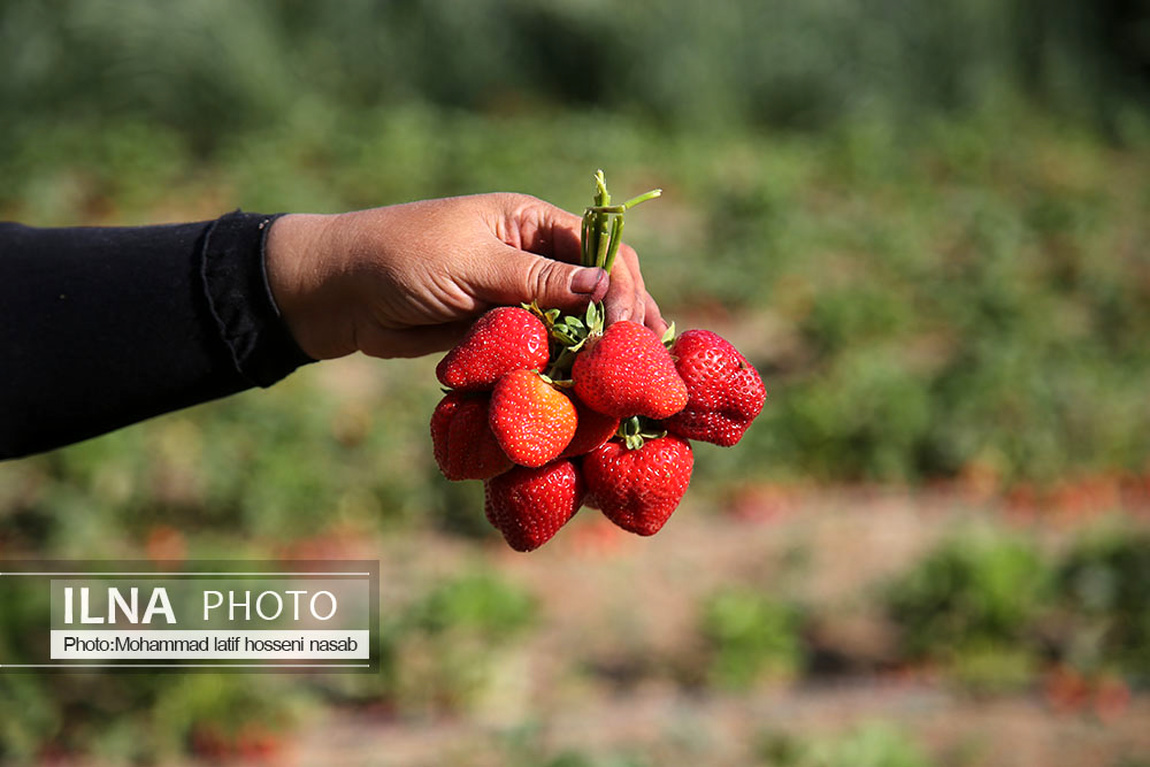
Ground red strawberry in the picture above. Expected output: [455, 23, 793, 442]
[489, 369, 577, 467]
[484, 460, 584, 551]
[572, 320, 688, 419]
[429, 391, 513, 480]
[664, 330, 766, 446]
[583, 435, 693, 536]
[436, 306, 550, 391]
[560, 395, 621, 459]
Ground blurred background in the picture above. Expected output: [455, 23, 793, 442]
[2, 0, 1150, 764]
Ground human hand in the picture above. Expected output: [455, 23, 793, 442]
[265, 193, 666, 360]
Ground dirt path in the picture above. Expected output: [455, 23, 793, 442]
[287, 682, 1150, 767]
[278, 489, 1149, 767]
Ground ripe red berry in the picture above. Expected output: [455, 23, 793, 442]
[429, 391, 513, 481]
[572, 320, 688, 419]
[484, 460, 585, 551]
[664, 329, 766, 446]
[489, 369, 577, 467]
[560, 395, 621, 459]
[436, 306, 550, 391]
[583, 435, 693, 536]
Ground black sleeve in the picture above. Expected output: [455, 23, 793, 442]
[0, 210, 315, 460]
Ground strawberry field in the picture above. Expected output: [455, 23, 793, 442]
[3, 1, 1150, 764]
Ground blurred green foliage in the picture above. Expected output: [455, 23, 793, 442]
[759, 722, 934, 767]
[885, 532, 1051, 660]
[380, 570, 538, 715]
[701, 588, 806, 689]
[884, 530, 1050, 691]
[403, 570, 537, 637]
[500, 722, 654, 767]
[2, 0, 1147, 147]
[884, 523, 1150, 689]
[0, 667, 308, 764]
[1052, 527, 1150, 678]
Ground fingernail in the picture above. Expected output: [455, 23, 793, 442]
[572, 267, 607, 298]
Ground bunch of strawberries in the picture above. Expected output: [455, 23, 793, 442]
[429, 173, 766, 551]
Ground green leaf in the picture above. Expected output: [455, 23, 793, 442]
[551, 329, 577, 346]
[585, 302, 604, 335]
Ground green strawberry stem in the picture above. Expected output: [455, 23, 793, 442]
[620, 189, 664, 209]
[602, 215, 624, 274]
[545, 347, 577, 381]
[580, 169, 661, 273]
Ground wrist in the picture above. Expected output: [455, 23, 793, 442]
[265, 213, 357, 360]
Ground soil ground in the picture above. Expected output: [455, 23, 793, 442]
[272, 489, 1150, 767]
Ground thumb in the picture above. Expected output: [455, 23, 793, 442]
[469, 245, 609, 311]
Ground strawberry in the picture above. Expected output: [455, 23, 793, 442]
[664, 330, 766, 446]
[436, 306, 550, 391]
[489, 369, 577, 467]
[429, 391, 513, 481]
[583, 435, 693, 536]
[572, 320, 688, 419]
[560, 395, 621, 458]
[484, 460, 584, 551]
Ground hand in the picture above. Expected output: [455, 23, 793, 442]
[265, 193, 666, 360]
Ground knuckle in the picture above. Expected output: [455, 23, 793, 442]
[499, 192, 540, 214]
[526, 258, 556, 297]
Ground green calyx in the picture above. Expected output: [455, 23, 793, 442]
[523, 300, 605, 380]
[546, 301, 604, 351]
[618, 416, 667, 451]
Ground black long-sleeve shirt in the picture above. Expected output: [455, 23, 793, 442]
[0, 211, 314, 460]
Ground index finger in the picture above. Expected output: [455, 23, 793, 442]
[497, 195, 585, 264]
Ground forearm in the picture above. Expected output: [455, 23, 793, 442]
[0, 192, 665, 459]
[0, 211, 313, 459]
